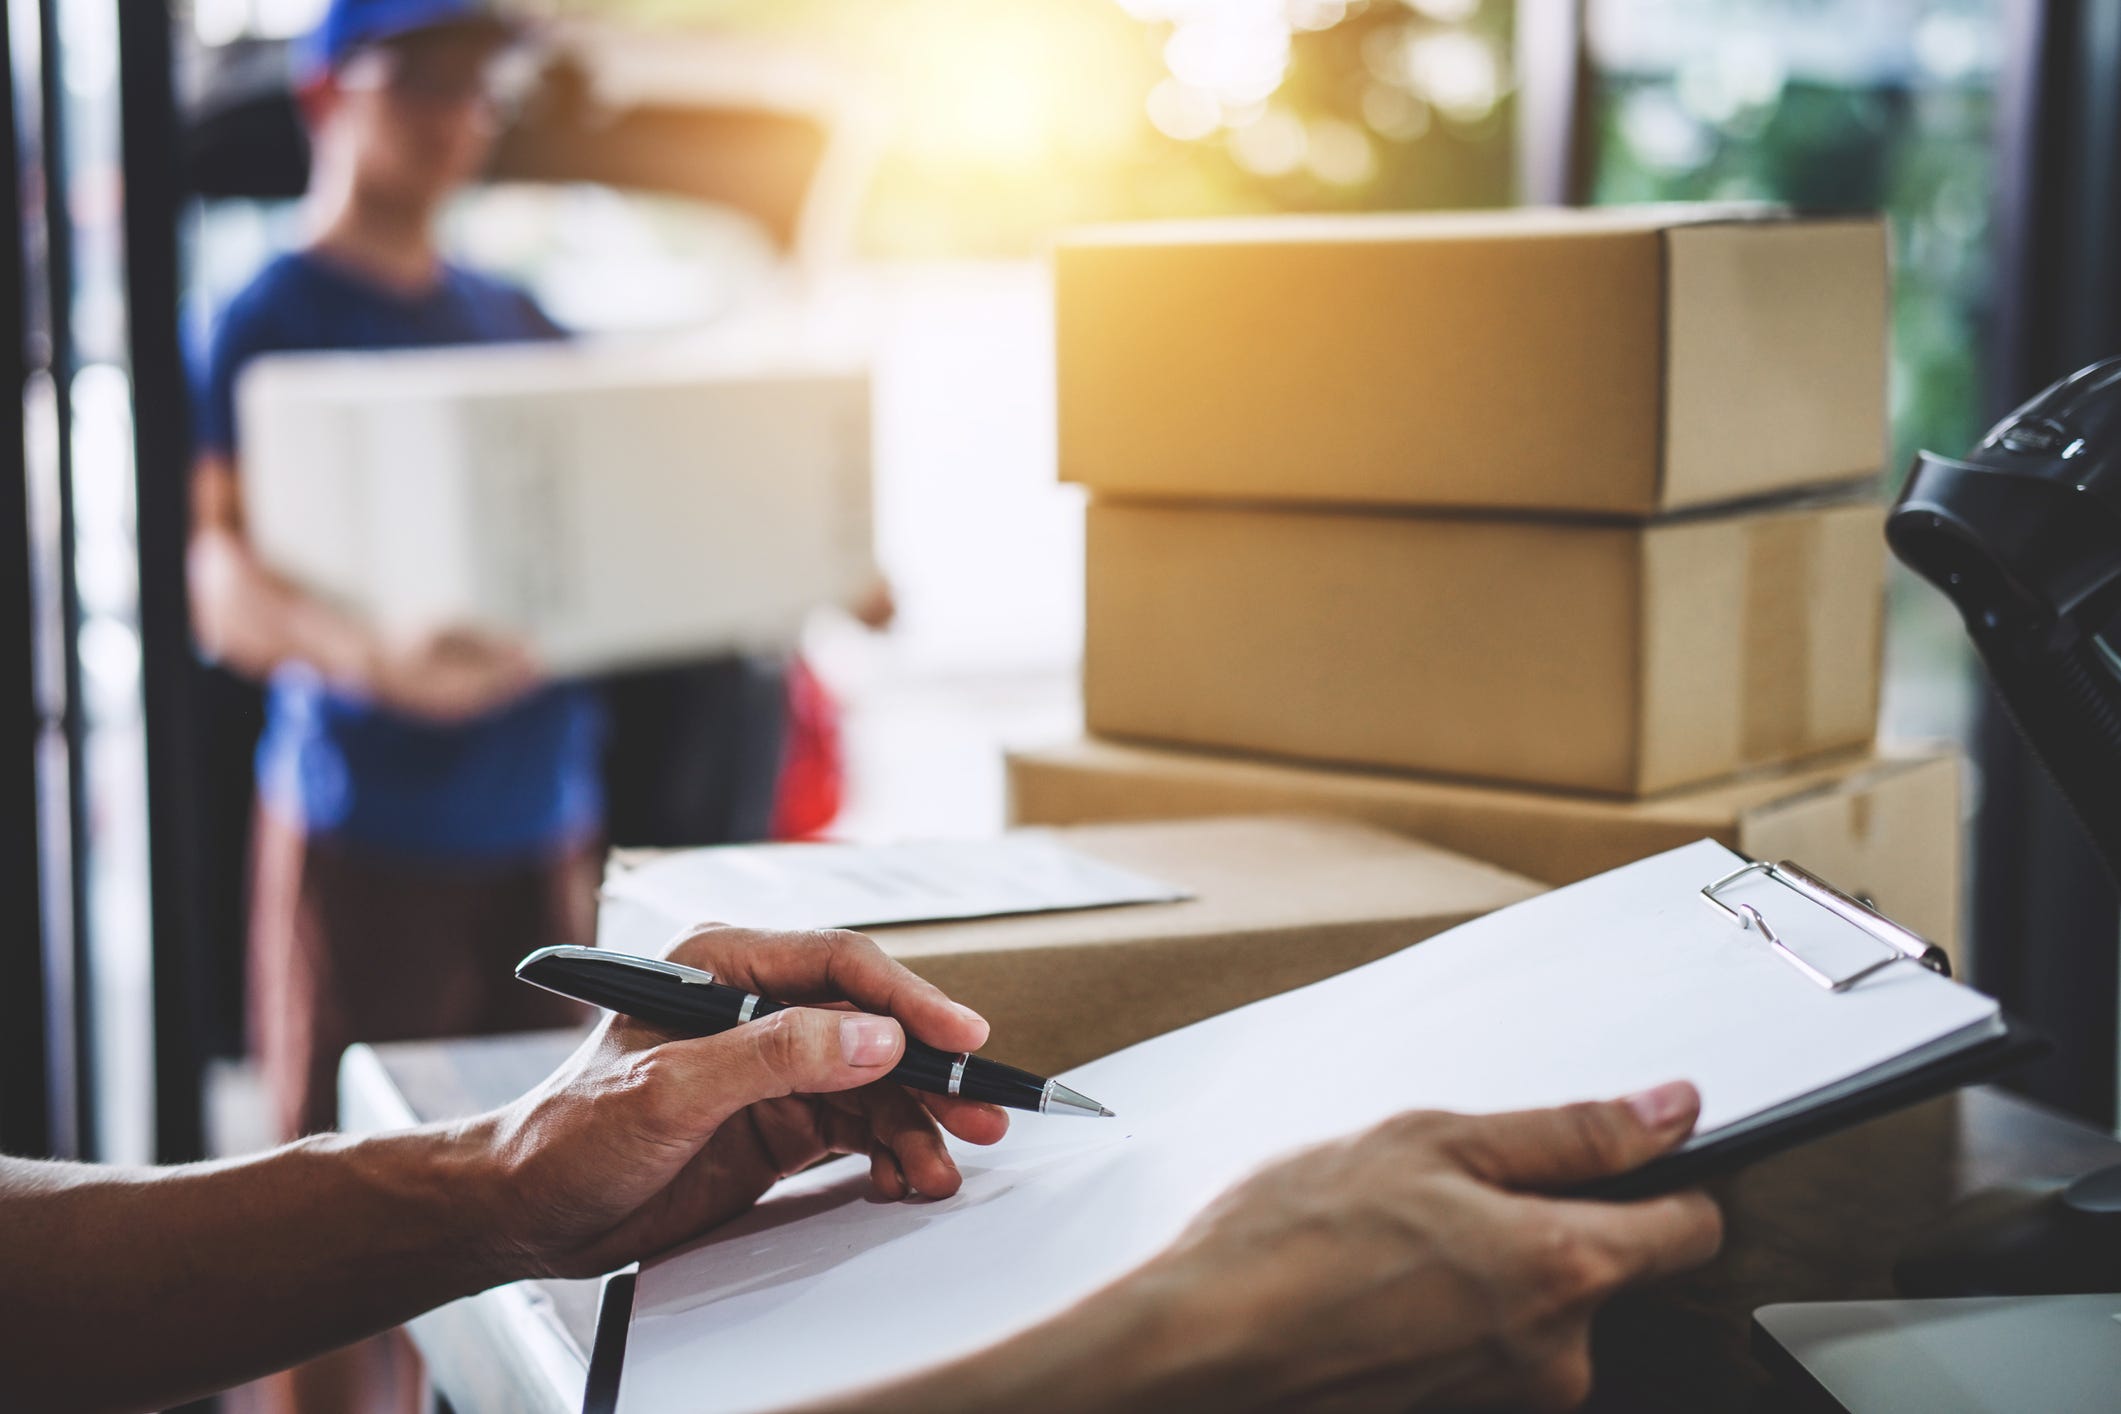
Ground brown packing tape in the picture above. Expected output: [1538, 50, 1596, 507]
[1653, 226, 1673, 508]
[1846, 779, 1875, 840]
[1742, 512, 1818, 762]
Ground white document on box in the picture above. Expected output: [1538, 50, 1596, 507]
[615, 839, 2002, 1414]
[597, 834, 1192, 953]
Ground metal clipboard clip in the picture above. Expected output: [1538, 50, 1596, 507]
[1700, 859, 1952, 993]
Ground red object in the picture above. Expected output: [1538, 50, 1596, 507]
[771, 656, 845, 840]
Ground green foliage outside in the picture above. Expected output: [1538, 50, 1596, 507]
[1594, 75, 1998, 475]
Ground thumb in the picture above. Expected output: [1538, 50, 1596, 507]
[672, 1008, 907, 1126]
[1447, 1081, 1701, 1191]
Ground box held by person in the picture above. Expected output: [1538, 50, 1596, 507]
[237, 340, 876, 676]
[600, 816, 1542, 1077]
[1007, 738, 1962, 961]
[1084, 495, 1886, 797]
[1057, 205, 1887, 516]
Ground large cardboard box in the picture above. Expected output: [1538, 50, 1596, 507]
[1084, 496, 1886, 796]
[1057, 206, 1888, 516]
[237, 341, 876, 675]
[1008, 739, 1963, 959]
[607, 817, 1541, 1076]
[874, 817, 1540, 1074]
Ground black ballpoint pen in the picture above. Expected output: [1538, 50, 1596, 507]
[515, 945, 1115, 1118]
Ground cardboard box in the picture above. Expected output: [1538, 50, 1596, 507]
[1008, 739, 1963, 960]
[607, 818, 1541, 1076]
[238, 340, 876, 675]
[1084, 496, 1886, 796]
[1057, 206, 1888, 516]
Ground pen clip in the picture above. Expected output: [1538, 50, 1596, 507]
[522, 944, 717, 987]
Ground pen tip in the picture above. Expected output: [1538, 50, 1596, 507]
[1098, 1107, 1115, 1118]
[1043, 1082, 1114, 1118]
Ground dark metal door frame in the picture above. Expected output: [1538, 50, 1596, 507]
[1973, 0, 2121, 1126]
[117, 0, 206, 1164]
[27, 0, 97, 1159]
[0, 0, 52, 1160]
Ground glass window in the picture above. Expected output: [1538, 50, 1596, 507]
[1588, 0, 2006, 749]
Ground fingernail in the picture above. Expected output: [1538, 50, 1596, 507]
[840, 1015, 901, 1067]
[1624, 1081, 1695, 1130]
[951, 1001, 987, 1027]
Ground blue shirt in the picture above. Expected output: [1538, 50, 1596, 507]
[194, 251, 606, 859]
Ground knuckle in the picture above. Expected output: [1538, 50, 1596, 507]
[1680, 1192, 1727, 1257]
[1374, 1108, 1451, 1150]
[1530, 1225, 1615, 1303]
[819, 928, 894, 979]
[817, 927, 877, 952]
[665, 923, 737, 963]
[748, 1010, 819, 1079]
[1563, 1102, 1630, 1172]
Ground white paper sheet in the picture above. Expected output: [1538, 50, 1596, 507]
[598, 834, 1192, 947]
[616, 840, 1999, 1414]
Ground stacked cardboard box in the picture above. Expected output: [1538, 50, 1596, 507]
[606, 817, 1544, 1076]
[1031, 205, 1963, 957]
[1008, 741, 1961, 957]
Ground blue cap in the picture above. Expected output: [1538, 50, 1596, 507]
[296, 0, 512, 80]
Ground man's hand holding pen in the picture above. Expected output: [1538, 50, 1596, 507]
[467, 925, 1011, 1282]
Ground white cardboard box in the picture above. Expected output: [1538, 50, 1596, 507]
[236, 340, 876, 675]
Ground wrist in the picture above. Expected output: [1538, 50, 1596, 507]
[273, 580, 384, 696]
[322, 1120, 522, 1299]
[1066, 1256, 1268, 1411]
[319, 610, 386, 697]
[854, 1256, 1262, 1414]
[435, 1113, 535, 1290]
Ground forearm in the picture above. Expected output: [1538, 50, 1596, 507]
[188, 523, 374, 687]
[0, 1124, 512, 1414]
[820, 1260, 1254, 1414]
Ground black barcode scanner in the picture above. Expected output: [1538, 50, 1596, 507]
[1890, 355, 2121, 872]
[1887, 355, 2121, 1295]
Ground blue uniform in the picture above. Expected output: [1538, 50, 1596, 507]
[194, 250, 605, 859]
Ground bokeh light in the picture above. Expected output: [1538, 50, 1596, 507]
[484, 0, 1516, 251]
[1305, 116, 1377, 185]
[1228, 104, 1307, 176]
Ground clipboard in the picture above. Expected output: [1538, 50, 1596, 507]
[1570, 1017, 2043, 1201]
[582, 847, 2036, 1414]
[578, 1037, 2049, 1413]
[585, 1272, 635, 1414]
[1572, 857, 2044, 1200]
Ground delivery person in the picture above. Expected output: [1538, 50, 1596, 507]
[189, 0, 595, 1147]
[0, 924, 1723, 1413]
